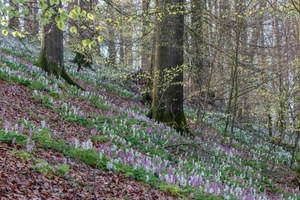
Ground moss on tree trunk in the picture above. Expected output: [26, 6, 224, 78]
[37, 54, 85, 90]
[37, 54, 60, 78]
[147, 101, 189, 134]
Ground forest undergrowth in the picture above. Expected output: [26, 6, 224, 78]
[0, 36, 299, 200]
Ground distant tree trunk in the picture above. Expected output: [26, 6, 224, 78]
[151, 0, 159, 71]
[37, 0, 84, 90]
[24, 0, 39, 36]
[119, 28, 125, 64]
[140, 0, 150, 70]
[147, 0, 188, 133]
[125, 26, 133, 68]
[224, 0, 246, 141]
[8, 0, 19, 30]
[108, 26, 116, 66]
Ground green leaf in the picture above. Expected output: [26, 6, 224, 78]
[81, 10, 86, 17]
[82, 39, 90, 47]
[45, 10, 52, 19]
[97, 35, 104, 43]
[12, 0, 18, 5]
[70, 26, 77, 34]
[40, 18, 50, 26]
[89, 41, 97, 49]
[40, 1, 48, 11]
[55, 15, 61, 23]
[12, 31, 25, 38]
[69, 10, 78, 20]
[12, 31, 18, 37]
[50, 0, 59, 6]
[87, 13, 94, 20]
[60, 12, 68, 21]
[2, 29, 8, 36]
[57, 21, 65, 31]
[74, 5, 80, 14]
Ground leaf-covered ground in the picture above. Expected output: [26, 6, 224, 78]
[0, 35, 300, 200]
[0, 143, 173, 199]
[0, 78, 174, 199]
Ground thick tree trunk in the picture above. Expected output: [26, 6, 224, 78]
[37, 4, 63, 77]
[37, 0, 84, 90]
[148, 0, 188, 133]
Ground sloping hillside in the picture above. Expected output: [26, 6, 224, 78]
[0, 36, 299, 199]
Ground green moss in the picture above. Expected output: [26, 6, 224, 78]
[37, 54, 48, 72]
[147, 106, 190, 134]
[48, 62, 60, 78]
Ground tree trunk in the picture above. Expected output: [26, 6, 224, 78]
[8, 0, 19, 30]
[37, 0, 84, 90]
[147, 0, 188, 133]
[37, 2, 63, 77]
[108, 27, 116, 66]
[24, 0, 39, 36]
[119, 28, 125, 64]
[140, 0, 150, 70]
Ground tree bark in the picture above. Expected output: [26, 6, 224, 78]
[8, 0, 19, 30]
[108, 26, 116, 66]
[37, 1, 63, 77]
[140, 0, 150, 70]
[37, 0, 84, 90]
[24, 0, 39, 36]
[148, 0, 188, 133]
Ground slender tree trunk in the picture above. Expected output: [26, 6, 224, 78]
[141, 0, 150, 70]
[148, 0, 188, 133]
[8, 0, 19, 30]
[24, 0, 39, 36]
[125, 26, 133, 68]
[108, 26, 116, 66]
[119, 28, 125, 64]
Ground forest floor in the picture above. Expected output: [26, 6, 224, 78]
[0, 36, 300, 200]
[0, 78, 174, 199]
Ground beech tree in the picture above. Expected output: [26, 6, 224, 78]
[37, 0, 84, 89]
[147, 0, 188, 133]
